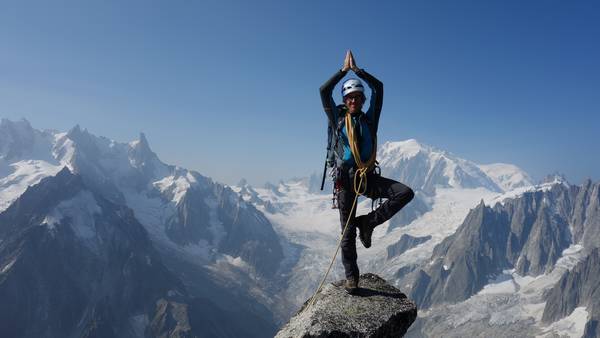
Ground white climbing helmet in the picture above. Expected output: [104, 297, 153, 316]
[341, 78, 364, 98]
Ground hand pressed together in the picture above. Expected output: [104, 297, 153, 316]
[342, 50, 359, 72]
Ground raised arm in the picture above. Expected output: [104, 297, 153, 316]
[319, 69, 348, 125]
[355, 68, 383, 130]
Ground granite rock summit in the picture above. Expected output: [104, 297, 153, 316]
[276, 273, 417, 338]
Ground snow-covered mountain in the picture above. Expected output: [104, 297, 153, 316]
[236, 138, 600, 337]
[2, 118, 597, 337]
[0, 119, 64, 211]
[380, 139, 533, 230]
[234, 139, 533, 318]
[479, 162, 534, 191]
[405, 179, 600, 338]
[306, 139, 532, 196]
[379, 139, 502, 194]
[0, 118, 283, 337]
[0, 118, 283, 275]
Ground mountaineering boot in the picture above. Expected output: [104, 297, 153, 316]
[356, 215, 374, 248]
[344, 276, 359, 295]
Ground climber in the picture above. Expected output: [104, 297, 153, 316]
[319, 50, 414, 294]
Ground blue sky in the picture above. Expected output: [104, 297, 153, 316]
[1, 1, 599, 186]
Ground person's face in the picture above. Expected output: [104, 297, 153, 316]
[344, 92, 364, 114]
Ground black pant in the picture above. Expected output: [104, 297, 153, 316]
[337, 169, 414, 280]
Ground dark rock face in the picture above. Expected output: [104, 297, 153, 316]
[162, 174, 284, 277]
[0, 168, 187, 337]
[148, 296, 277, 338]
[156, 251, 278, 338]
[509, 186, 573, 276]
[387, 234, 431, 259]
[411, 201, 511, 308]
[213, 184, 284, 276]
[514, 203, 571, 275]
[542, 248, 600, 338]
[0, 168, 278, 338]
[276, 274, 417, 338]
[410, 181, 600, 309]
[578, 181, 600, 251]
[165, 185, 215, 245]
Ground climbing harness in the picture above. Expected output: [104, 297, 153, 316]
[303, 112, 378, 314]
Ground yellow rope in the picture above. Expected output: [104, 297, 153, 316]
[303, 112, 378, 313]
[345, 113, 377, 195]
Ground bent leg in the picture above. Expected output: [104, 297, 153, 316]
[364, 174, 414, 228]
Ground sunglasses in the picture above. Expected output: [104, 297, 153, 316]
[344, 94, 363, 102]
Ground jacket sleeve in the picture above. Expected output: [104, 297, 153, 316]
[320, 69, 348, 125]
[356, 68, 383, 130]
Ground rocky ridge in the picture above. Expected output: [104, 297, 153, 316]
[409, 181, 599, 309]
[543, 248, 600, 338]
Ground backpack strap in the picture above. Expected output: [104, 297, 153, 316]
[359, 112, 376, 137]
[334, 105, 348, 135]
[332, 105, 348, 167]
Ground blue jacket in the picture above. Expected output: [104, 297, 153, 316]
[320, 68, 384, 168]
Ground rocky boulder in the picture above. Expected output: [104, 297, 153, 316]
[276, 274, 417, 338]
